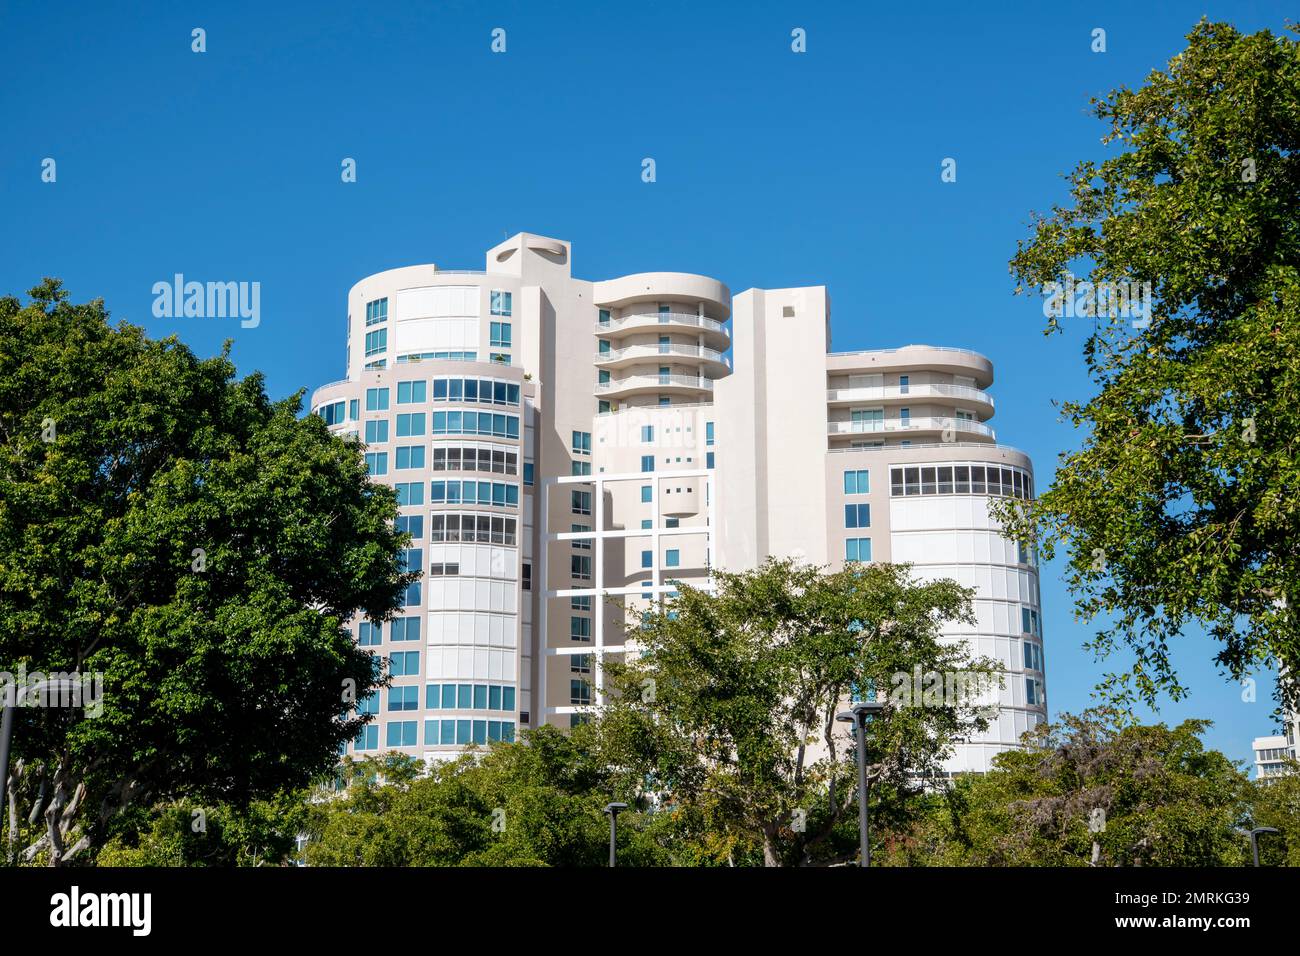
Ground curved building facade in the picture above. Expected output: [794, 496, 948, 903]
[312, 234, 1045, 775]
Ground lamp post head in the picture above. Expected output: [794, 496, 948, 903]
[604, 802, 628, 816]
[853, 700, 887, 719]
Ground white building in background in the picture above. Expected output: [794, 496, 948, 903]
[1253, 701, 1299, 784]
[309, 233, 1047, 776]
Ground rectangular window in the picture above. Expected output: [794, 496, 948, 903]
[706, 451, 715, 469]
[396, 413, 426, 437]
[641, 455, 655, 472]
[395, 445, 425, 469]
[364, 452, 388, 476]
[523, 462, 534, 486]
[571, 555, 591, 581]
[571, 654, 592, 674]
[365, 388, 389, 411]
[571, 525, 592, 550]
[365, 298, 388, 326]
[403, 581, 421, 606]
[571, 490, 592, 515]
[389, 650, 420, 677]
[598, 308, 610, 325]
[571, 595, 592, 611]
[348, 399, 359, 421]
[844, 503, 871, 528]
[394, 482, 424, 506]
[570, 679, 592, 705]
[845, 538, 872, 563]
[357, 621, 381, 646]
[364, 328, 387, 357]
[570, 616, 591, 641]
[641, 426, 654, 443]
[706, 421, 715, 446]
[395, 514, 423, 539]
[641, 550, 652, 569]
[898, 374, 910, 395]
[665, 549, 680, 568]
[640, 485, 653, 503]
[843, 469, 869, 494]
[490, 290, 512, 316]
[572, 431, 591, 455]
[354, 724, 379, 751]
[391, 617, 421, 642]
[387, 685, 419, 712]
[572, 461, 591, 476]
[1025, 677, 1038, 706]
[397, 380, 427, 404]
[489, 321, 512, 348]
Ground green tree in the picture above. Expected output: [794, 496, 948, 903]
[301, 730, 672, 866]
[592, 559, 1000, 866]
[881, 711, 1254, 866]
[997, 20, 1300, 709]
[0, 281, 412, 865]
[1247, 763, 1300, 866]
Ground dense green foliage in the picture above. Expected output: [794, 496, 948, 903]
[997, 21, 1300, 709]
[0, 281, 412, 864]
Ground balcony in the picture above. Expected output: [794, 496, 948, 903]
[595, 311, 730, 348]
[594, 373, 716, 399]
[828, 417, 996, 440]
[594, 343, 730, 372]
[826, 383, 994, 413]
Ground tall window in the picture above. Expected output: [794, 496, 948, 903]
[364, 452, 388, 476]
[396, 412, 426, 437]
[365, 298, 388, 326]
[365, 387, 389, 411]
[641, 455, 655, 472]
[571, 490, 592, 515]
[641, 426, 654, 443]
[844, 504, 870, 528]
[572, 431, 592, 455]
[843, 469, 869, 494]
[397, 380, 427, 404]
[845, 538, 871, 563]
[490, 290, 512, 316]
[364, 420, 388, 444]
[365, 328, 387, 356]
[490, 321, 512, 348]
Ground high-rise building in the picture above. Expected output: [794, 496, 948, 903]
[310, 233, 1047, 775]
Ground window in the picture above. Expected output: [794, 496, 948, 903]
[641, 550, 653, 569]
[1022, 641, 1043, 672]
[665, 549, 680, 568]
[571, 490, 592, 515]
[357, 693, 379, 716]
[364, 419, 389, 444]
[391, 617, 421, 642]
[845, 504, 871, 528]
[641, 485, 653, 503]
[399, 548, 423, 573]
[365, 298, 388, 326]
[598, 400, 611, 414]
[521, 562, 531, 591]
[571, 525, 592, 550]
[523, 462, 534, 485]
[490, 290, 512, 316]
[843, 469, 869, 494]
[665, 517, 678, 528]
[357, 621, 382, 646]
[641, 455, 655, 472]
[430, 513, 518, 546]
[1025, 677, 1040, 706]
[365, 328, 387, 357]
[570, 616, 591, 641]
[572, 431, 591, 455]
[349, 399, 359, 421]
[570, 679, 592, 705]
[429, 480, 519, 508]
[386, 721, 417, 747]
[888, 465, 1032, 500]
[365, 388, 389, 411]
[353, 724, 379, 751]
[706, 452, 715, 469]
[899, 407, 911, 425]
[706, 421, 715, 446]
[388, 686, 419, 712]
[845, 538, 872, 563]
[898, 374, 909, 395]
[572, 461, 591, 476]
[598, 370, 611, 385]
[395, 445, 425, 469]
[598, 340, 611, 356]
[431, 378, 520, 406]
[397, 380, 427, 404]
[403, 581, 422, 606]
[395, 413, 426, 437]
[641, 425, 654, 443]
[317, 400, 346, 426]
[571, 654, 591, 674]
[490, 321, 512, 348]
[394, 482, 424, 506]
[431, 411, 520, 439]
[571, 555, 591, 581]
[571, 595, 592, 611]
[364, 452, 388, 476]
[395, 514, 423, 539]
[389, 651, 420, 676]
[598, 309, 611, 326]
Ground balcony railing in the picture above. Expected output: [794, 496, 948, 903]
[595, 344, 730, 366]
[826, 383, 994, 409]
[596, 311, 728, 336]
[595, 373, 715, 394]
[829, 417, 996, 438]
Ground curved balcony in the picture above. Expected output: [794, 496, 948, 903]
[595, 311, 730, 349]
[594, 343, 730, 373]
[594, 373, 716, 400]
[828, 417, 996, 440]
[826, 383, 994, 415]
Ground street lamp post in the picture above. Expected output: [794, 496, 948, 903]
[1237, 826, 1280, 867]
[604, 802, 628, 867]
[0, 678, 89, 863]
[836, 699, 886, 867]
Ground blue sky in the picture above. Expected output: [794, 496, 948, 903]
[1, 0, 1292, 767]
